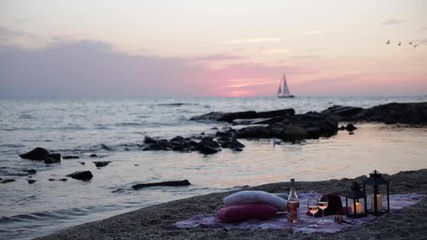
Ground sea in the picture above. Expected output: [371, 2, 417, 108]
[1, 96, 427, 239]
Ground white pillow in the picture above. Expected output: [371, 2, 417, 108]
[223, 190, 287, 211]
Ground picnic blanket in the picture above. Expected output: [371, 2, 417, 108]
[173, 193, 424, 234]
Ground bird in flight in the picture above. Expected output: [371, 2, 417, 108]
[398, 41, 401, 46]
[386, 40, 390, 44]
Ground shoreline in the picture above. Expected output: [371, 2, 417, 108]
[37, 168, 427, 240]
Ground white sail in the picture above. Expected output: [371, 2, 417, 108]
[277, 73, 294, 98]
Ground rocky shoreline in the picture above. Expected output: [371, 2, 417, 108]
[142, 101, 427, 154]
[37, 169, 427, 240]
[5, 101, 425, 186]
[142, 101, 427, 155]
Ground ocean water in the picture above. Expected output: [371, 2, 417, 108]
[1, 96, 427, 239]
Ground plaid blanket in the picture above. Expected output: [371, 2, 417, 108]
[173, 193, 424, 234]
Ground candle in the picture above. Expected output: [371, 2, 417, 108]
[351, 201, 363, 214]
[370, 194, 383, 212]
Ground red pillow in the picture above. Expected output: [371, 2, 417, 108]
[216, 203, 278, 223]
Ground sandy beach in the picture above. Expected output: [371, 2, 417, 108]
[37, 168, 427, 240]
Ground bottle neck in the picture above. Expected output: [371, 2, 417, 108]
[288, 179, 298, 201]
[290, 179, 295, 189]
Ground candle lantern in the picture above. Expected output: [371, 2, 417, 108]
[345, 181, 367, 218]
[363, 170, 390, 215]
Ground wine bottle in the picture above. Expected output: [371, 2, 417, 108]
[287, 178, 299, 223]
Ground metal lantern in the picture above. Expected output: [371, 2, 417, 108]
[363, 170, 390, 215]
[346, 182, 367, 218]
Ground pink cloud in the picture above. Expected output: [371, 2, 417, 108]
[1, 39, 426, 98]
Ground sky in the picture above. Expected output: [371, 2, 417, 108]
[0, 0, 426, 98]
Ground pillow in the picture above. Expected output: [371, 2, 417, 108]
[217, 203, 278, 222]
[223, 190, 287, 211]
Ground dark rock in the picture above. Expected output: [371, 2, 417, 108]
[63, 155, 80, 159]
[280, 125, 308, 141]
[365, 102, 427, 125]
[236, 126, 272, 138]
[220, 127, 237, 135]
[170, 136, 185, 144]
[28, 179, 36, 184]
[236, 112, 338, 141]
[345, 123, 357, 132]
[144, 136, 158, 144]
[101, 144, 113, 151]
[304, 127, 321, 138]
[20, 148, 62, 163]
[158, 139, 173, 149]
[94, 161, 111, 168]
[219, 111, 258, 122]
[191, 108, 295, 123]
[322, 105, 364, 121]
[19, 147, 49, 160]
[48, 178, 68, 182]
[143, 136, 173, 151]
[78, 161, 85, 165]
[67, 171, 93, 181]
[44, 153, 61, 164]
[24, 169, 37, 175]
[132, 179, 191, 190]
[143, 143, 168, 151]
[190, 111, 230, 121]
[1, 179, 15, 184]
[89, 154, 98, 158]
[322, 102, 427, 125]
[169, 136, 198, 152]
[257, 109, 295, 118]
[219, 138, 245, 151]
[252, 117, 285, 125]
[299, 112, 338, 137]
[196, 137, 221, 154]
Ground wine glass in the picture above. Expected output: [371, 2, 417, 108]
[307, 197, 319, 227]
[317, 194, 329, 223]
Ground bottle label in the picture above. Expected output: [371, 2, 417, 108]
[287, 201, 299, 223]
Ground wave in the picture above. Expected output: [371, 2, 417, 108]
[0, 204, 141, 240]
[0, 143, 25, 148]
[156, 102, 199, 107]
[115, 122, 145, 127]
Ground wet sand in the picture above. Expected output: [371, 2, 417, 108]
[37, 169, 427, 240]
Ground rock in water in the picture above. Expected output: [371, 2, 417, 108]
[196, 137, 221, 154]
[19, 147, 49, 160]
[44, 153, 61, 164]
[1, 179, 15, 184]
[281, 125, 308, 141]
[28, 179, 36, 184]
[345, 123, 357, 132]
[19, 147, 61, 164]
[67, 171, 93, 181]
[63, 155, 80, 159]
[132, 180, 191, 190]
[94, 161, 111, 168]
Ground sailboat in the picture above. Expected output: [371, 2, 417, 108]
[277, 73, 294, 98]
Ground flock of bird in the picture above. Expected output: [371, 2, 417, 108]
[386, 40, 418, 48]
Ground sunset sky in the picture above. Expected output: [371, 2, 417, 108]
[1, 0, 426, 98]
